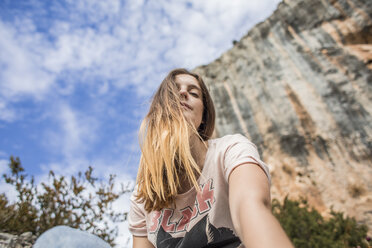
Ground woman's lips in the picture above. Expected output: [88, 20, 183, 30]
[181, 102, 192, 110]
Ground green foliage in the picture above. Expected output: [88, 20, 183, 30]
[272, 196, 371, 248]
[0, 156, 131, 246]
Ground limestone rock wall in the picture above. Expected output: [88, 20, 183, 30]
[194, 0, 372, 230]
[0, 232, 36, 248]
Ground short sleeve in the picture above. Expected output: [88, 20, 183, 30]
[128, 189, 148, 236]
[223, 134, 271, 185]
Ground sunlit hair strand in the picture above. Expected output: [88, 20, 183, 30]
[135, 68, 215, 212]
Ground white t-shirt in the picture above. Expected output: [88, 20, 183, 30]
[129, 134, 271, 248]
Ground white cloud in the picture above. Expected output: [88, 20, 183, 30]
[112, 192, 133, 248]
[0, 20, 54, 100]
[0, 0, 281, 103]
[0, 101, 17, 122]
[44, 28, 119, 74]
[66, 0, 121, 17]
[0, 159, 9, 174]
[42, 103, 98, 164]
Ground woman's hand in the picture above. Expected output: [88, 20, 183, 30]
[133, 236, 154, 248]
[228, 163, 293, 248]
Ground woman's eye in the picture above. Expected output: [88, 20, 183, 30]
[190, 92, 199, 97]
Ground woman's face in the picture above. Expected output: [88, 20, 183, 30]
[175, 74, 204, 130]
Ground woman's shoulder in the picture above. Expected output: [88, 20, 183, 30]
[206, 134, 258, 156]
[209, 133, 255, 147]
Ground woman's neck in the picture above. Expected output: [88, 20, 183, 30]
[177, 135, 208, 194]
[189, 135, 208, 170]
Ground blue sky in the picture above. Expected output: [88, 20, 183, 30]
[0, 0, 280, 246]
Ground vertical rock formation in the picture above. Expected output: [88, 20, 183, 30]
[0, 232, 36, 248]
[194, 0, 372, 231]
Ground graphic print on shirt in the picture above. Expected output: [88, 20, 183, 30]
[149, 178, 215, 234]
[149, 178, 241, 248]
[156, 215, 241, 248]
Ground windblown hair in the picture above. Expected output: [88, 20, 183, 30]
[136, 68, 215, 212]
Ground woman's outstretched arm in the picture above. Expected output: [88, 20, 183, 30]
[133, 236, 154, 248]
[228, 163, 294, 248]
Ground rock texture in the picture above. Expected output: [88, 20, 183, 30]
[0, 232, 36, 248]
[194, 0, 372, 232]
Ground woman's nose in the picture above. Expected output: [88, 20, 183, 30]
[179, 89, 188, 99]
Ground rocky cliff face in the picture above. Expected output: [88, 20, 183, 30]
[194, 0, 372, 231]
[0, 232, 36, 248]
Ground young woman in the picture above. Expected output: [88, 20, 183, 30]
[129, 68, 293, 248]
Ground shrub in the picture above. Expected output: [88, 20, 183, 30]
[0, 156, 131, 246]
[272, 196, 371, 248]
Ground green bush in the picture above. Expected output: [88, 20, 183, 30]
[0, 156, 131, 246]
[272, 196, 371, 248]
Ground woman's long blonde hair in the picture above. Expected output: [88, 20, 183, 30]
[136, 68, 215, 212]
